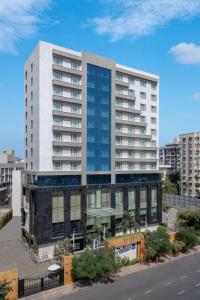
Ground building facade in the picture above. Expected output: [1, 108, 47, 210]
[23, 41, 162, 257]
[0, 149, 24, 206]
[159, 138, 180, 173]
[180, 132, 200, 197]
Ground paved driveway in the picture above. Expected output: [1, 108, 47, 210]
[0, 239, 51, 277]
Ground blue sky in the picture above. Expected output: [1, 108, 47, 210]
[1, 0, 200, 158]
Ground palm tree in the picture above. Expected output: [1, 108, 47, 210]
[122, 211, 140, 234]
[92, 224, 103, 246]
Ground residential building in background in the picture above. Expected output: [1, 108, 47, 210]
[0, 149, 24, 206]
[180, 132, 200, 198]
[159, 138, 180, 173]
[23, 41, 162, 259]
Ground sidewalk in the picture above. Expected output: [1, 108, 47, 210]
[22, 245, 200, 299]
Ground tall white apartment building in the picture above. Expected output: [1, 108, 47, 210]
[23, 41, 161, 257]
[180, 132, 200, 197]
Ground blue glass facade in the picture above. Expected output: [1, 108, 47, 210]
[87, 64, 111, 171]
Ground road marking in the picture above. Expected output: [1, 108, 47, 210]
[195, 283, 200, 287]
[145, 290, 152, 294]
[177, 291, 185, 295]
[163, 282, 172, 286]
[180, 275, 187, 280]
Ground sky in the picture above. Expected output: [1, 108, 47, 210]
[1, 0, 200, 158]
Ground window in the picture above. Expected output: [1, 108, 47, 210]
[31, 91, 33, 100]
[87, 190, 96, 209]
[70, 119, 80, 128]
[151, 140, 156, 146]
[116, 72, 123, 81]
[53, 56, 62, 66]
[53, 131, 62, 141]
[140, 187, 147, 226]
[128, 101, 135, 109]
[151, 82, 157, 90]
[140, 92, 146, 99]
[31, 148, 33, 157]
[140, 115, 146, 122]
[53, 86, 62, 96]
[31, 77, 33, 86]
[128, 188, 136, 211]
[53, 161, 62, 170]
[25, 70, 27, 80]
[70, 191, 81, 221]
[140, 80, 146, 87]
[71, 133, 80, 142]
[53, 116, 62, 126]
[25, 85, 27, 93]
[53, 147, 62, 155]
[31, 106, 33, 114]
[116, 99, 123, 107]
[151, 117, 157, 124]
[116, 162, 122, 170]
[53, 102, 62, 111]
[128, 89, 135, 97]
[53, 71, 62, 81]
[116, 111, 122, 119]
[71, 60, 80, 70]
[151, 94, 157, 101]
[115, 189, 123, 210]
[71, 162, 79, 170]
[71, 104, 80, 113]
[52, 207, 64, 234]
[71, 148, 80, 157]
[151, 106, 157, 113]
[52, 192, 64, 223]
[31, 120, 33, 129]
[140, 104, 146, 111]
[31, 63, 33, 72]
[101, 189, 111, 208]
[71, 75, 80, 85]
[151, 187, 157, 223]
[71, 89, 79, 99]
[25, 112, 27, 120]
[116, 149, 122, 157]
[151, 129, 157, 136]
[128, 76, 135, 84]
[116, 137, 122, 145]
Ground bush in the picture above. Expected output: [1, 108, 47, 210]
[144, 226, 171, 262]
[171, 241, 185, 256]
[177, 227, 199, 250]
[73, 248, 121, 284]
[0, 281, 12, 300]
[176, 210, 200, 230]
[53, 238, 73, 263]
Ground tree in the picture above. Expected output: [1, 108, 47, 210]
[0, 281, 12, 300]
[163, 176, 177, 194]
[122, 212, 140, 234]
[53, 238, 73, 263]
[73, 248, 120, 284]
[177, 227, 199, 251]
[92, 224, 103, 244]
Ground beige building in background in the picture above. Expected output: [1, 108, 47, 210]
[180, 132, 200, 197]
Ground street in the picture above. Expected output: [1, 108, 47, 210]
[63, 252, 200, 300]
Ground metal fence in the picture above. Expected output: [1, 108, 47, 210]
[166, 193, 200, 210]
[18, 268, 64, 298]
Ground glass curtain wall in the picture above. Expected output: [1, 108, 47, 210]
[87, 64, 111, 171]
[70, 191, 81, 233]
[128, 188, 136, 216]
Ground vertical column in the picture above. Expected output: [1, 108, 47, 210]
[147, 185, 151, 225]
[64, 189, 71, 237]
[135, 186, 140, 225]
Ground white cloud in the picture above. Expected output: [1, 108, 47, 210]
[169, 43, 200, 64]
[0, 0, 51, 53]
[193, 92, 200, 100]
[89, 0, 200, 41]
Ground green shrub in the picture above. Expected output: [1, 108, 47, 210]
[176, 210, 200, 230]
[0, 281, 12, 300]
[53, 238, 73, 263]
[177, 227, 199, 250]
[144, 226, 171, 262]
[171, 241, 185, 256]
[73, 248, 120, 284]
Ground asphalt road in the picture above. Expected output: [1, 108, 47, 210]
[63, 252, 200, 300]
